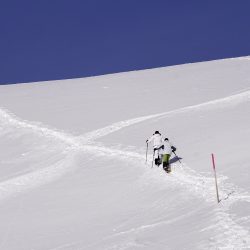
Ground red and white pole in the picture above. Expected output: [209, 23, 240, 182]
[211, 153, 220, 203]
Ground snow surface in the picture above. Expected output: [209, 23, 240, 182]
[0, 57, 250, 249]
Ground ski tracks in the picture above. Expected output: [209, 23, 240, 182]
[1, 90, 250, 248]
[80, 89, 250, 142]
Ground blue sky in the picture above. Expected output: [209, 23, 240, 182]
[1, 0, 250, 84]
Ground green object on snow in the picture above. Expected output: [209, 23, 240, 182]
[162, 154, 170, 163]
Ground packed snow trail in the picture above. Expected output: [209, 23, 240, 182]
[82, 89, 250, 141]
[0, 89, 250, 248]
[1, 89, 250, 146]
[0, 108, 80, 147]
[1, 89, 250, 203]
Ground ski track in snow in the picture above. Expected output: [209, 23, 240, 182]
[0, 108, 82, 147]
[81, 89, 250, 141]
[0, 151, 79, 201]
[1, 90, 250, 248]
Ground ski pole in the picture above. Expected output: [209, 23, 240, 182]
[145, 142, 148, 164]
[173, 151, 182, 164]
[151, 150, 155, 168]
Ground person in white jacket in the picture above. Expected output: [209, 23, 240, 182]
[162, 138, 173, 173]
[146, 131, 164, 166]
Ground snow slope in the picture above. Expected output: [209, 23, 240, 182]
[0, 57, 250, 249]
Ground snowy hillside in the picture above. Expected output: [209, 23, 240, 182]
[0, 57, 250, 249]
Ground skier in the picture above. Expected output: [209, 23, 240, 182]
[146, 131, 164, 166]
[161, 138, 173, 173]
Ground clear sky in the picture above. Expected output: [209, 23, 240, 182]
[1, 0, 250, 84]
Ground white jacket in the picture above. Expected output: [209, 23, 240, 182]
[147, 134, 164, 148]
[162, 140, 172, 155]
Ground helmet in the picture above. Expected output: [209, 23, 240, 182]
[164, 138, 169, 141]
[154, 131, 160, 134]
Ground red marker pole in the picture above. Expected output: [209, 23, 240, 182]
[211, 154, 220, 203]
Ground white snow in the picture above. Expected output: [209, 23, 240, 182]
[0, 57, 250, 249]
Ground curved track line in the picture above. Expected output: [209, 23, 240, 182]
[82, 90, 250, 141]
[0, 108, 80, 147]
[0, 152, 77, 201]
[1, 90, 250, 248]
[1, 89, 250, 147]
[1, 89, 250, 202]
[87, 144, 250, 203]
